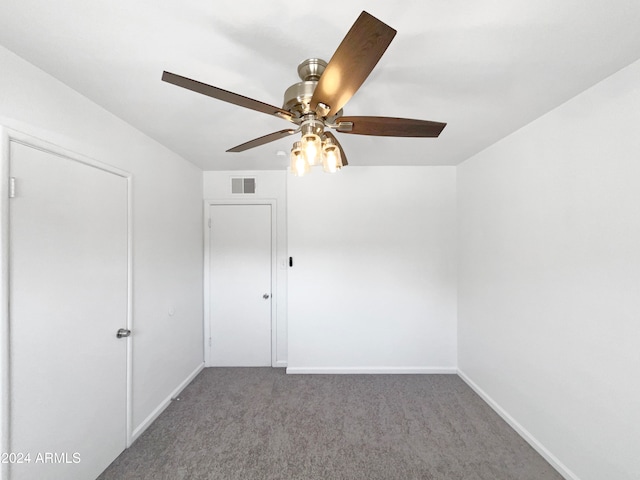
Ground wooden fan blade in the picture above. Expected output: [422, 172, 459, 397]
[162, 71, 296, 124]
[310, 11, 396, 116]
[226, 129, 298, 153]
[335, 116, 446, 137]
[323, 131, 348, 166]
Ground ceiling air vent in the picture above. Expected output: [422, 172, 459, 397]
[231, 177, 256, 194]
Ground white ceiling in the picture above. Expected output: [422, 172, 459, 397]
[1, 0, 639, 171]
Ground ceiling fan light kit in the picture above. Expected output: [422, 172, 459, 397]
[291, 130, 344, 176]
[162, 11, 446, 176]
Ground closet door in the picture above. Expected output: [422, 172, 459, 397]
[8, 141, 129, 480]
[208, 204, 272, 366]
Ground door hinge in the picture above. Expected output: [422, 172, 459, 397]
[209, 337, 212, 346]
[208, 218, 211, 228]
[9, 177, 16, 198]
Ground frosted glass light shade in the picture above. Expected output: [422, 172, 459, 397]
[322, 142, 343, 173]
[301, 133, 321, 166]
[290, 141, 309, 176]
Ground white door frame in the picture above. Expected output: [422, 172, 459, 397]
[203, 199, 278, 367]
[0, 127, 134, 480]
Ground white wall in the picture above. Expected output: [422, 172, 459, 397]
[203, 170, 288, 365]
[0, 46, 204, 444]
[287, 166, 457, 373]
[457, 59, 640, 480]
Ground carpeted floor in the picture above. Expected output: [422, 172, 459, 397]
[98, 368, 563, 480]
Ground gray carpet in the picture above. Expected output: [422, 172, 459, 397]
[98, 368, 563, 480]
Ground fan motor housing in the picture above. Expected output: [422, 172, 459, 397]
[283, 58, 329, 117]
[283, 81, 317, 117]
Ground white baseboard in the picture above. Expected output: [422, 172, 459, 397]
[286, 366, 457, 375]
[274, 360, 288, 368]
[457, 369, 580, 480]
[130, 362, 204, 444]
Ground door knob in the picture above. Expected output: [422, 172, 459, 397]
[116, 328, 131, 338]
[263, 293, 270, 299]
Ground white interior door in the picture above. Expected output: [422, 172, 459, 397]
[208, 204, 272, 366]
[8, 141, 129, 480]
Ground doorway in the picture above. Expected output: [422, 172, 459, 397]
[205, 202, 275, 366]
[2, 132, 131, 480]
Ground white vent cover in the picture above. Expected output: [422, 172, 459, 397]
[231, 177, 256, 194]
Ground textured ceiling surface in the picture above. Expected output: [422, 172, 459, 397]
[1, 0, 639, 170]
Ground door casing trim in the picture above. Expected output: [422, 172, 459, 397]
[0, 127, 134, 480]
[203, 198, 278, 367]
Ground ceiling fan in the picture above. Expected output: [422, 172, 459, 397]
[162, 11, 446, 175]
